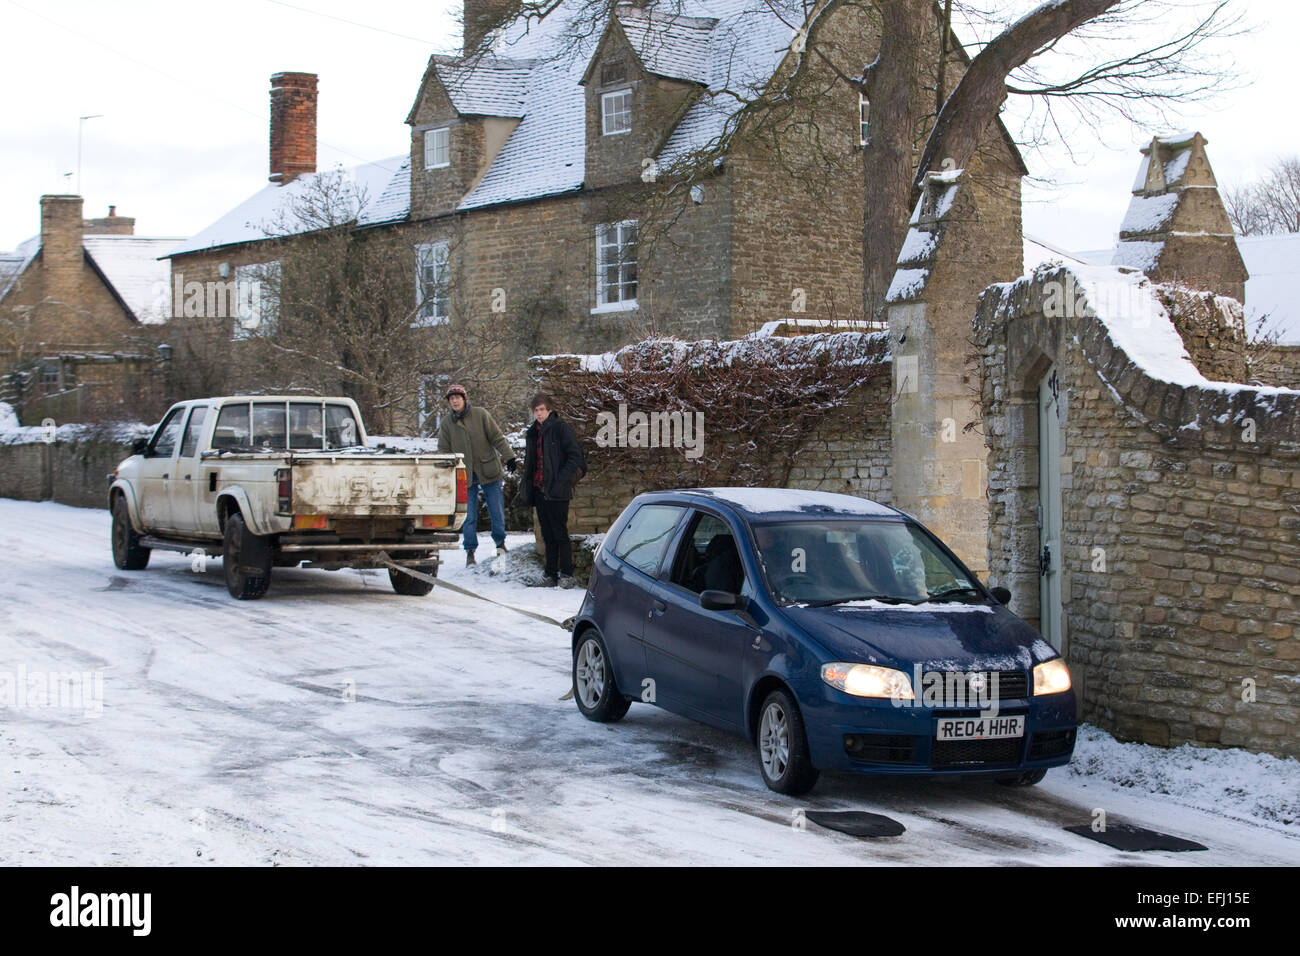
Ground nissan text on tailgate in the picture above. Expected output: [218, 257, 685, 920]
[108, 396, 467, 599]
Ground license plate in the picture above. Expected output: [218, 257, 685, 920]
[935, 715, 1025, 740]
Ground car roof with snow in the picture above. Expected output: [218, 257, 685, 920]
[646, 488, 904, 522]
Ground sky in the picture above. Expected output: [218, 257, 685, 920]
[1, 0, 1296, 255]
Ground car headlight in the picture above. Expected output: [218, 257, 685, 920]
[1033, 658, 1072, 695]
[821, 662, 914, 700]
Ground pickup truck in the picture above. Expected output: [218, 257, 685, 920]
[108, 396, 467, 599]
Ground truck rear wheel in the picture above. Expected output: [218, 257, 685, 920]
[224, 512, 272, 600]
[111, 496, 151, 570]
[389, 563, 435, 596]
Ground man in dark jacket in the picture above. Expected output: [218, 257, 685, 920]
[516, 393, 585, 588]
[436, 384, 517, 565]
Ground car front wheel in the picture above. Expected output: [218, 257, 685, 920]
[757, 688, 819, 795]
[573, 631, 630, 722]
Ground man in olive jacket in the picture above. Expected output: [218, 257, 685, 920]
[516, 393, 585, 587]
[436, 384, 517, 564]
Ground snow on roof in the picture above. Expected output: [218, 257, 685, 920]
[1022, 233, 1091, 273]
[83, 236, 183, 323]
[656, 0, 804, 166]
[1237, 233, 1300, 345]
[169, 156, 408, 256]
[1111, 239, 1164, 272]
[617, 9, 716, 85]
[692, 487, 899, 518]
[1119, 192, 1179, 235]
[1071, 232, 1300, 346]
[434, 56, 534, 117]
[0, 235, 40, 300]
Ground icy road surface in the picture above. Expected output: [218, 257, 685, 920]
[2, 500, 1298, 866]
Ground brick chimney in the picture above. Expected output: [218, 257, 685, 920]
[83, 204, 136, 235]
[269, 72, 318, 185]
[40, 194, 85, 302]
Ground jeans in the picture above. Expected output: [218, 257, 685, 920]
[462, 478, 506, 552]
[535, 496, 573, 576]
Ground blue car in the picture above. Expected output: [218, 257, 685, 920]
[571, 488, 1076, 795]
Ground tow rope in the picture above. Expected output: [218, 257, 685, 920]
[378, 553, 571, 629]
[379, 554, 577, 701]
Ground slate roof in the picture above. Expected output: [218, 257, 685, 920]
[83, 236, 184, 323]
[616, 10, 715, 85]
[168, 156, 408, 256]
[432, 56, 534, 117]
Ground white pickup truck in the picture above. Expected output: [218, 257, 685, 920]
[108, 396, 467, 599]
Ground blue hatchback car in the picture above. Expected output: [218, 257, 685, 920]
[571, 488, 1076, 795]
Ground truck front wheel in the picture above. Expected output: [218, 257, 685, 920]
[224, 512, 272, 600]
[111, 496, 151, 570]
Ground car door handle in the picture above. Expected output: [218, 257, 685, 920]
[648, 599, 666, 619]
[162, 473, 169, 479]
[183, 474, 191, 480]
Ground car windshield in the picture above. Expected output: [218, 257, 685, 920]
[752, 519, 979, 606]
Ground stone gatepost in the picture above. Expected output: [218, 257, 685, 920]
[885, 170, 1020, 575]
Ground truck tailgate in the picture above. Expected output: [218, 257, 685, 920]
[290, 456, 461, 516]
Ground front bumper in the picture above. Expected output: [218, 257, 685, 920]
[801, 685, 1077, 777]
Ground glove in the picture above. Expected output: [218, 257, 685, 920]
[506, 458, 519, 474]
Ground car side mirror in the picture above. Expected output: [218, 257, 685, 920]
[990, 586, 1011, 605]
[131, 437, 149, 456]
[700, 590, 744, 611]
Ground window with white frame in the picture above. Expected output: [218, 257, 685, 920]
[232, 261, 280, 341]
[601, 89, 633, 135]
[594, 220, 637, 311]
[424, 127, 450, 169]
[859, 93, 870, 146]
[413, 242, 451, 326]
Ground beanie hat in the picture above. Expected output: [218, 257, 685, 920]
[445, 384, 468, 401]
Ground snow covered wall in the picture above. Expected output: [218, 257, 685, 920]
[975, 263, 1300, 759]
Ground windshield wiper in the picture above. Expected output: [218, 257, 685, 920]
[805, 593, 921, 608]
[927, 586, 986, 603]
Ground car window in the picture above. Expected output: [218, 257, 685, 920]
[325, 404, 360, 448]
[148, 407, 186, 458]
[670, 511, 746, 595]
[612, 504, 685, 575]
[252, 402, 288, 450]
[753, 519, 975, 604]
[290, 402, 325, 449]
[178, 406, 208, 458]
[212, 403, 250, 450]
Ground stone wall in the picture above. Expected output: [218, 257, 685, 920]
[0, 434, 137, 509]
[1253, 344, 1300, 390]
[976, 264, 1300, 758]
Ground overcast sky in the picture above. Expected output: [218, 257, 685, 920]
[1, 0, 1295, 255]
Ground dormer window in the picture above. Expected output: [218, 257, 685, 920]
[601, 89, 633, 136]
[424, 127, 450, 169]
[859, 93, 871, 147]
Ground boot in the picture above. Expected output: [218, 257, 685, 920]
[465, 551, 477, 566]
[558, 574, 578, 589]
[496, 542, 508, 556]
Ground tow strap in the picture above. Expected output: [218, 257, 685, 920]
[379, 553, 577, 701]
[378, 553, 570, 629]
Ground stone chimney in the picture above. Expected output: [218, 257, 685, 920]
[269, 72, 318, 185]
[83, 204, 135, 235]
[1114, 132, 1248, 301]
[463, 0, 515, 54]
[40, 195, 85, 302]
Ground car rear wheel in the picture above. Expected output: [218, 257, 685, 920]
[110, 496, 150, 570]
[996, 768, 1047, 787]
[573, 631, 630, 722]
[223, 512, 272, 600]
[389, 564, 435, 596]
[757, 689, 819, 795]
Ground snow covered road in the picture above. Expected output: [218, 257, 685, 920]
[2, 499, 1297, 866]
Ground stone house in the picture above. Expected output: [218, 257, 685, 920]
[165, 0, 1025, 430]
[0, 198, 180, 422]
